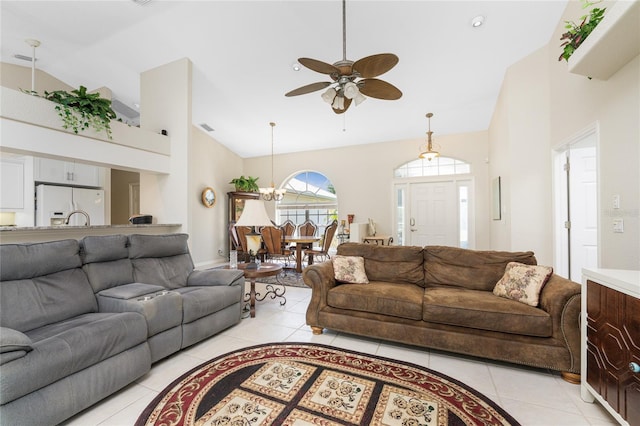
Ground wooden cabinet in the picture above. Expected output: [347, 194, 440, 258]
[227, 191, 259, 251]
[0, 158, 25, 209]
[582, 269, 640, 426]
[34, 157, 102, 187]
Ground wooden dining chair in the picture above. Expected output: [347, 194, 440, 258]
[260, 226, 293, 267]
[279, 220, 296, 238]
[305, 220, 338, 265]
[298, 219, 318, 237]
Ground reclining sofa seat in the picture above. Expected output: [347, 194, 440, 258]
[0, 239, 150, 425]
[81, 233, 245, 362]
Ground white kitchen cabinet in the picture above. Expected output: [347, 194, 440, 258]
[34, 157, 102, 187]
[0, 158, 25, 209]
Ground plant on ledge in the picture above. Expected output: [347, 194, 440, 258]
[25, 86, 117, 139]
[229, 176, 259, 192]
[558, 0, 606, 62]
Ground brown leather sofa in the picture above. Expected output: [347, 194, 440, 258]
[303, 243, 582, 383]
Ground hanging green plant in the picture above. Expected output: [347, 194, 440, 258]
[558, 0, 606, 62]
[25, 86, 117, 139]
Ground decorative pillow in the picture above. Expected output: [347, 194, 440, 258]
[493, 262, 553, 306]
[333, 255, 369, 284]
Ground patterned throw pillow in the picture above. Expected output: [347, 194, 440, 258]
[333, 255, 369, 284]
[493, 262, 553, 306]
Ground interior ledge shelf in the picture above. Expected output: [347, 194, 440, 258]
[568, 0, 640, 80]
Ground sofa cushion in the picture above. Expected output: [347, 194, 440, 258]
[327, 281, 424, 320]
[173, 286, 243, 323]
[80, 234, 129, 264]
[128, 233, 191, 259]
[0, 239, 81, 281]
[0, 327, 32, 365]
[337, 243, 425, 286]
[423, 287, 552, 337]
[0, 269, 98, 333]
[493, 262, 553, 306]
[333, 255, 369, 284]
[0, 312, 148, 405]
[132, 257, 193, 289]
[424, 246, 537, 291]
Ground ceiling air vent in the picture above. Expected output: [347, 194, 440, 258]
[200, 123, 214, 132]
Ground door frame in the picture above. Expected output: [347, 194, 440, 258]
[393, 177, 475, 248]
[552, 122, 601, 279]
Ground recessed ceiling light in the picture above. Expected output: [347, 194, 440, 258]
[471, 15, 485, 28]
[292, 62, 301, 71]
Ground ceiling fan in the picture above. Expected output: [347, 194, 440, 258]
[285, 0, 402, 114]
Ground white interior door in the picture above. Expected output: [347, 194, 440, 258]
[569, 146, 598, 281]
[409, 181, 457, 246]
[554, 129, 598, 281]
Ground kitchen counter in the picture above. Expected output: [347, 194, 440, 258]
[0, 223, 182, 244]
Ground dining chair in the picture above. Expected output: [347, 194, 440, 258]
[260, 226, 293, 268]
[279, 219, 296, 250]
[305, 220, 338, 265]
[298, 219, 318, 237]
[234, 225, 252, 262]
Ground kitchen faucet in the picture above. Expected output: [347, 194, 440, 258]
[65, 210, 91, 226]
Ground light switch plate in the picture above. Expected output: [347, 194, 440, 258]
[613, 219, 624, 233]
[613, 195, 620, 209]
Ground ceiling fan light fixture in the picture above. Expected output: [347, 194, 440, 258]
[343, 81, 359, 99]
[332, 95, 345, 110]
[354, 91, 366, 106]
[321, 87, 337, 104]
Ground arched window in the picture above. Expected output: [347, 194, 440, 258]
[394, 156, 471, 178]
[277, 171, 337, 232]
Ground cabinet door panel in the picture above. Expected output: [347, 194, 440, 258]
[587, 280, 640, 424]
[0, 160, 24, 209]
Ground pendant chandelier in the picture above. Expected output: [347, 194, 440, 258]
[418, 113, 440, 161]
[259, 122, 286, 201]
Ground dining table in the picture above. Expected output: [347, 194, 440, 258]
[284, 236, 321, 273]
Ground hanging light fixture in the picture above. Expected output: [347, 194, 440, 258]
[259, 122, 286, 201]
[418, 113, 440, 161]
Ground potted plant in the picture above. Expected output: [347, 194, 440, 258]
[25, 85, 117, 139]
[229, 175, 259, 192]
[558, 0, 606, 62]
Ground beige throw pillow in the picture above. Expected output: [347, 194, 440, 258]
[333, 255, 369, 284]
[493, 262, 553, 306]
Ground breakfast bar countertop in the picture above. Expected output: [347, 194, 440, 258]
[0, 224, 183, 244]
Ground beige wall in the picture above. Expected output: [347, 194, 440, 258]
[488, 0, 639, 269]
[190, 126, 244, 267]
[110, 170, 139, 225]
[0, 62, 73, 93]
[244, 130, 491, 249]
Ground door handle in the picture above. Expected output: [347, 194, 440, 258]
[410, 228, 417, 232]
[410, 218, 415, 226]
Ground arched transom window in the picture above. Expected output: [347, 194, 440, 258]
[394, 156, 471, 178]
[277, 171, 338, 231]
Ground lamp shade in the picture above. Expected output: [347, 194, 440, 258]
[235, 200, 272, 228]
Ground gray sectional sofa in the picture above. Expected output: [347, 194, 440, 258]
[0, 233, 245, 425]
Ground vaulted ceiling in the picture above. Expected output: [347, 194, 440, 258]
[1, 1, 567, 158]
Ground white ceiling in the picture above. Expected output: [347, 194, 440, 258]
[1, 1, 567, 158]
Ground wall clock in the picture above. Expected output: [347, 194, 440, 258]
[202, 187, 216, 208]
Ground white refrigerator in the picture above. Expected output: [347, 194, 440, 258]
[36, 184, 105, 226]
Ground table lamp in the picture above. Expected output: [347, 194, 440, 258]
[234, 199, 272, 268]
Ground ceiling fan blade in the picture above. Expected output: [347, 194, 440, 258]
[353, 53, 399, 78]
[332, 97, 352, 114]
[298, 58, 340, 75]
[285, 82, 332, 97]
[359, 78, 402, 100]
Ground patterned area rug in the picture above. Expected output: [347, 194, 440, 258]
[257, 270, 307, 288]
[136, 343, 520, 426]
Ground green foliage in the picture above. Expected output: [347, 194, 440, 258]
[26, 86, 117, 139]
[229, 175, 260, 192]
[559, 0, 606, 62]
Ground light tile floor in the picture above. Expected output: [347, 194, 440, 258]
[63, 283, 618, 426]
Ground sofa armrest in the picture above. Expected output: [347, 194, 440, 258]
[302, 261, 337, 329]
[539, 274, 582, 371]
[0, 327, 33, 365]
[187, 269, 244, 287]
